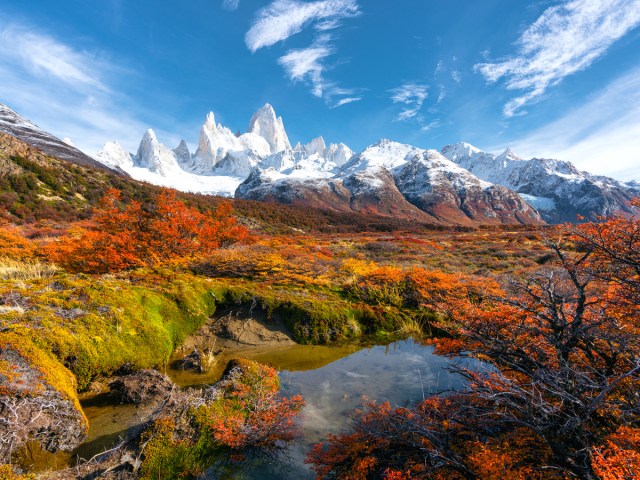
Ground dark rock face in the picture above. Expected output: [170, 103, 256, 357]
[394, 153, 543, 225]
[109, 369, 175, 405]
[235, 151, 544, 226]
[236, 170, 440, 224]
[0, 348, 87, 462]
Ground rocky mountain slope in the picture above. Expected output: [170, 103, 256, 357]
[96, 104, 545, 225]
[442, 143, 640, 223]
[239, 140, 543, 226]
[0, 103, 111, 171]
[5, 101, 636, 225]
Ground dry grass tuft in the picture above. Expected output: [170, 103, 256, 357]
[0, 257, 58, 281]
[398, 317, 430, 338]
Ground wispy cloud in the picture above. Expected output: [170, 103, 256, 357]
[495, 67, 640, 180]
[475, 0, 640, 117]
[278, 38, 333, 97]
[247, 0, 361, 107]
[245, 0, 359, 52]
[331, 96, 361, 108]
[222, 0, 240, 11]
[421, 120, 441, 132]
[0, 24, 107, 90]
[0, 21, 181, 155]
[390, 83, 429, 121]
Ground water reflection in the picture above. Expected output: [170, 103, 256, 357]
[20, 339, 467, 478]
[207, 339, 467, 479]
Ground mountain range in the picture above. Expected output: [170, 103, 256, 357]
[2, 102, 638, 225]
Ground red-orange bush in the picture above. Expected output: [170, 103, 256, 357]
[46, 188, 250, 273]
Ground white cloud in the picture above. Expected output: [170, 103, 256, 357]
[248, 0, 362, 107]
[278, 40, 333, 97]
[0, 22, 182, 156]
[475, 0, 640, 117]
[245, 0, 359, 52]
[222, 0, 240, 11]
[0, 24, 107, 90]
[390, 83, 429, 121]
[496, 67, 640, 180]
[421, 120, 441, 132]
[451, 70, 461, 84]
[331, 96, 361, 108]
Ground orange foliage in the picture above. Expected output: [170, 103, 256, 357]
[196, 361, 304, 455]
[592, 427, 640, 480]
[0, 225, 36, 260]
[45, 188, 250, 273]
[310, 205, 640, 480]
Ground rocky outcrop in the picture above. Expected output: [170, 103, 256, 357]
[109, 369, 175, 405]
[0, 344, 87, 462]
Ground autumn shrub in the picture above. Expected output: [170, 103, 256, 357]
[310, 211, 640, 479]
[0, 465, 35, 480]
[0, 226, 36, 260]
[46, 188, 250, 273]
[140, 359, 304, 479]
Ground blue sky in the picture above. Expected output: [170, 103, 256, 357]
[1, 0, 640, 179]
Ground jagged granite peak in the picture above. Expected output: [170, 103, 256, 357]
[205, 111, 216, 130]
[0, 103, 111, 170]
[304, 136, 327, 157]
[499, 147, 522, 161]
[96, 141, 134, 170]
[247, 103, 291, 154]
[173, 140, 191, 165]
[441, 143, 639, 222]
[135, 128, 181, 175]
[194, 112, 240, 170]
[325, 143, 354, 167]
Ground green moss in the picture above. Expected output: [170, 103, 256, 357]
[0, 271, 217, 393]
[207, 279, 408, 344]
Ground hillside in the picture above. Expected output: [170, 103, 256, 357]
[0, 132, 445, 233]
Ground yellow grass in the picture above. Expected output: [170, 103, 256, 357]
[0, 257, 58, 281]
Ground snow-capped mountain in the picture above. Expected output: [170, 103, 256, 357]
[238, 139, 543, 226]
[0, 103, 110, 171]
[97, 103, 353, 197]
[441, 142, 640, 223]
[0, 98, 619, 226]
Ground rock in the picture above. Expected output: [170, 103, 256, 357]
[109, 369, 174, 405]
[179, 347, 220, 374]
[0, 346, 87, 462]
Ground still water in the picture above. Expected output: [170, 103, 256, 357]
[18, 339, 467, 478]
[205, 339, 466, 479]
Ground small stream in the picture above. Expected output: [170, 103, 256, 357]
[18, 339, 468, 478]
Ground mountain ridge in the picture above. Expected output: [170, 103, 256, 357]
[3, 102, 637, 225]
[0, 103, 114, 172]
